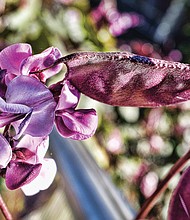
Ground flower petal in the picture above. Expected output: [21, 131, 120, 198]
[56, 80, 80, 110]
[0, 113, 28, 128]
[21, 158, 57, 196]
[5, 161, 42, 190]
[0, 97, 31, 114]
[15, 135, 49, 163]
[0, 134, 12, 168]
[0, 43, 32, 84]
[14, 148, 35, 162]
[55, 108, 98, 140]
[13, 111, 33, 139]
[0, 97, 32, 128]
[65, 52, 190, 107]
[6, 76, 56, 137]
[21, 47, 63, 81]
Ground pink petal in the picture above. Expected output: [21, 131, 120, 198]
[55, 108, 98, 140]
[0, 43, 32, 84]
[5, 161, 42, 190]
[56, 80, 80, 110]
[0, 134, 12, 168]
[14, 148, 35, 162]
[21, 158, 57, 196]
[20, 47, 63, 81]
[168, 166, 190, 220]
[15, 135, 49, 163]
[65, 52, 190, 107]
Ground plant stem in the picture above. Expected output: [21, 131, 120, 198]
[135, 148, 190, 220]
[0, 194, 12, 220]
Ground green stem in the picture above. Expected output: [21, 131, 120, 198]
[135, 148, 190, 220]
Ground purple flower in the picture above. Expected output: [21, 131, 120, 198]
[0, 44, 99, 142]
[0, 134, 56, 195]
[55, 80, 98, 140]
[0, 43, 63, 84]
[0, 43, 32, 83]
[0, 75, 56, 138]
[20, 46, 63, 82]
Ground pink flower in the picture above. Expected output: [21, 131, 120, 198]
[55, 80, 98, 140]
[0, 43, 63, 84]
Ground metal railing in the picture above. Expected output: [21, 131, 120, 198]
[50, 128, 136, 220]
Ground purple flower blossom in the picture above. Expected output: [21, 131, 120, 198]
[0, 43, 63, 84]
[55, 80, 98, 140]
[0, 43, 98, 141]
[0, 43, 99, 199]
[0, 75, 56, 138]
[0, 43, 32, 83]
[0, 134, 56, 195]
[0, 43, 100, 197]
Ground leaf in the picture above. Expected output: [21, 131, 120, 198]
[64, 52, 190, 107]
[168, 166, 190, 220]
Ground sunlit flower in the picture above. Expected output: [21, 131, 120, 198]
[55, 80, 98, 140]
[0, 43, 63, 84]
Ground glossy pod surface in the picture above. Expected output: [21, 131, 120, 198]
[61, 52, 190, 107]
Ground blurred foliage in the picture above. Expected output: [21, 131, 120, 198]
[1, 0, 190, 219]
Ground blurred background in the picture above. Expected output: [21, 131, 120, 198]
[1, 0, 190, 219]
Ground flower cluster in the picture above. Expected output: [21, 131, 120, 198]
[0, 43, 98, 195]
